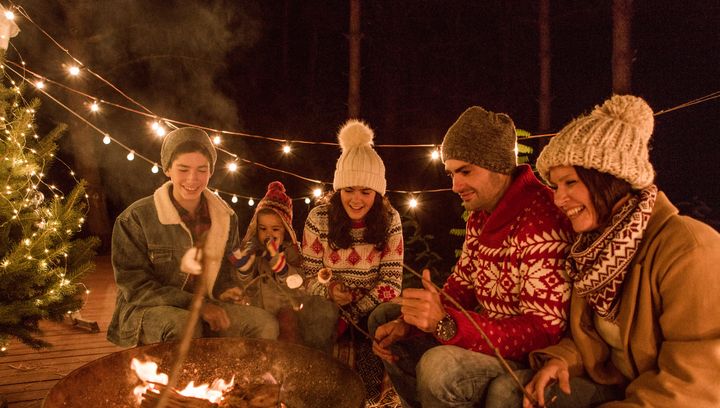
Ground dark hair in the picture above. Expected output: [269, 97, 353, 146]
[169, 141, 213, 168]
[574, 166, 633, 228]
[326, 190, 393, 250]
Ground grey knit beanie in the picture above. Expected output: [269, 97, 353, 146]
[536, 95, 655, 189]
[441, 106, 517, 174]
[160, 127, 217, 173]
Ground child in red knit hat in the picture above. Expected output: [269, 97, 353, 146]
[226, 181, 305, 341]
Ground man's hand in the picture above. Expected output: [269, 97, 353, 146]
[180, 247, 203, 275]
[200, 301, 231, 332]
[329, 281, 353, 306]
[372, 319, 410, 363]
[218, 287, 247, 305]
[523, 358, 571, 407]
[398, 269, 446, 332]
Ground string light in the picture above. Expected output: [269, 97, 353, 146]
[34, 80, 45, 89]
[313, 188, 322, 198]
[227, 161, 238, 172]
[89, 101, 99, 112]
[102, 134, 111, 144]
[213, 135, 222, 145]
[4, 10, 14, 20]
[231, 195, 238, 203]
[248, 198, 255, 206]
[151, 164, 159, 173]
[304, 197, 311, 204]
[408, 197, 418, 209]
[68, 66, 80, 76]
[282, 143, 291, 154]
[430, 148, 440, 160]
[126, 151, 135, 161]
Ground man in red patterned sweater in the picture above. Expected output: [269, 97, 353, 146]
[369, 106, 574, 408]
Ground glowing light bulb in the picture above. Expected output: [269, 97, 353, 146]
[304, 197, 311, 204]
[4, 11, 15, 20]
[248, 198, 255, 206]
[103, 134, 111, 144]
[68, 66, 80, 76]
[35, 81, 45, 89]
[127, 151, 135, 161]
[231, 195, 238, 203]
[154, 126, 166, 137]
[409, 198, 418, 208]
[151, 164, 159, 173]
[282, 144, 291, 154]
[227, 162, 238, 172]
[213, 135, 221, 145]
[431, 149, 440, 160]
[90, 101, 99, 112]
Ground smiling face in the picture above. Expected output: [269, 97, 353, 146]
[548, 165, 600, 233]
[256, 211, 287, 246]
[444, 159, 511, 212]
[164, 151, 211, 212]
[339, 186, 377, 221]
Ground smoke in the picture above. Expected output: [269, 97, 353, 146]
[10, 0, 262, 208]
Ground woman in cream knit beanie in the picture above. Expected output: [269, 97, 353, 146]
[518, 94, 720, 408]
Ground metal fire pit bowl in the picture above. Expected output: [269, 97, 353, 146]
[43, 337, 365, 408]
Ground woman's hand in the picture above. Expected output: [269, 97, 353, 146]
[329, 281, 353, 306]
[523, 358, 571, 407]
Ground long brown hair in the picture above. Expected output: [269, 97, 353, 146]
[326, 191, 393, 250]
[574, 166, 633, 228]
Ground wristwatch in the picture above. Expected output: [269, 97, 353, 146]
[435, 313, 457, 341]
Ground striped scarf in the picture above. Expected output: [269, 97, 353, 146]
[568, 185, 657, 320]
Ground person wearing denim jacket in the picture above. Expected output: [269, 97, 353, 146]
[107, 127, 278, 347]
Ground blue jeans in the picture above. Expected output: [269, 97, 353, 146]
[139, 302, 279, 345]
[368, 302, 525, 408]
[489, 369, 624, 408]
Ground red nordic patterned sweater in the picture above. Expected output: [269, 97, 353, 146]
[441, 165, 574, 362]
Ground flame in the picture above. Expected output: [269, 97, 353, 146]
[130, 358, 234, 404]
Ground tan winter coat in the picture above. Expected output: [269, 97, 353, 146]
[530, 192, 720, 407]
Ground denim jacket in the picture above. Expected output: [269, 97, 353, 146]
[107, 181, 239, 346]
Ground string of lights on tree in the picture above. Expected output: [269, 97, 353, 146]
[2, 5, 720, 211]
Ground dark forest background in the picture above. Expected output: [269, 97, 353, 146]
[8, 0, 720, 269]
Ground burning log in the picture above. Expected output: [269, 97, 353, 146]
[140, 383, 217, 408]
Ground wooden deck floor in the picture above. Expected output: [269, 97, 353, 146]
[0, 255, 126, 407]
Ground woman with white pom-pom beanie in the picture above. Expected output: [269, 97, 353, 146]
[503, 95, 720, 408]
[301, 119, 403, 333]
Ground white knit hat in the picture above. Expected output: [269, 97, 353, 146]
[536, 94, 655, 189]
[332, 119, 387, 195]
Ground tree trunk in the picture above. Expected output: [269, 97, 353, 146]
[612, 0, 633, 94]
[59, 0, 113, 250]
[347, 0, 362, 118]
[538, 0, 552, 133]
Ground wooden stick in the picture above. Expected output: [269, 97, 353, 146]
[156, 236, 209, 408]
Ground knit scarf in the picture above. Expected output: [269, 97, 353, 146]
[568, 185, 657, 320]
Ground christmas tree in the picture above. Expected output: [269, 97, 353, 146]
[0, 57, 99, 352]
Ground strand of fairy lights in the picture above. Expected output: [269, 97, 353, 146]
[2, 5, 719, 209]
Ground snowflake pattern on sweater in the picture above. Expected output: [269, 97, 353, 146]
[442, 165, 574, 362]
[302, 204, 403, 323]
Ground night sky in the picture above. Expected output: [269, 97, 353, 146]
[9, 0, 720, 261]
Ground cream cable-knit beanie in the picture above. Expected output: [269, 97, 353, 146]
[536, 94, 655, 189]
[333, 119, 387, 195]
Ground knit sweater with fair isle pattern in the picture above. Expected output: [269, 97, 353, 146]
[441, 165, 574, 362]
[302, 204, 403, 323]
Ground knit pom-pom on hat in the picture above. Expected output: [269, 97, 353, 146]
[536, 94, 655, 190]
[337, 119, 375, 150]
[333, 119, 387, 195]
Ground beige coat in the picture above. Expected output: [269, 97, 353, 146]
[530, 192, 720, 407]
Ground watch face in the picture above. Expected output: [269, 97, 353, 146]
[436, 315, 457, 341]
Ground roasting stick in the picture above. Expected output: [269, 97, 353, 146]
[399, 263, 541, 407]
[156, 236, 209, 408]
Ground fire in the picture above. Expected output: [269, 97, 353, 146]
[131, 358, 234, 404]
